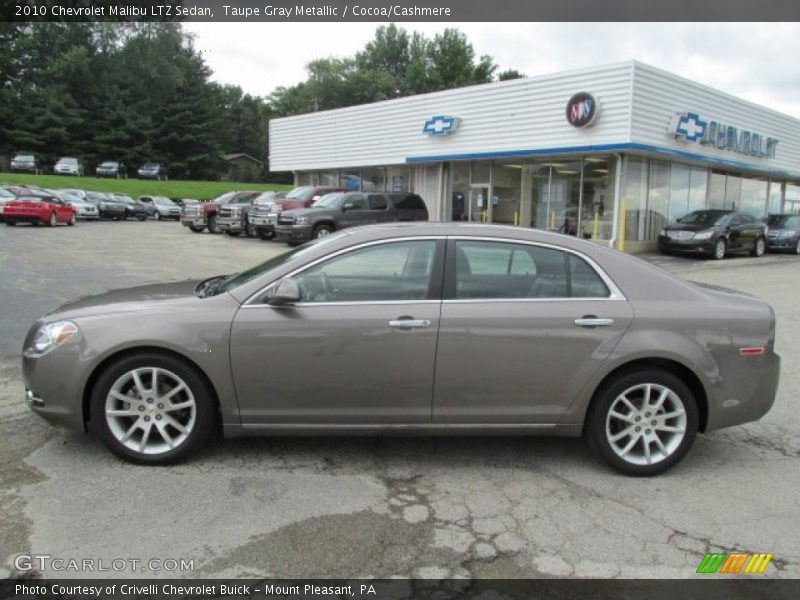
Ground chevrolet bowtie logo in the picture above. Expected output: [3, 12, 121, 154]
[670, 112, 707, 142]
[423, 115, 459, 136]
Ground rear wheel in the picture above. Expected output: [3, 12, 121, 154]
[794, 238, 800, 255]
[312, 223, 334, 239]
[47, 212, 57, 228]
[137, 214, 146, 221]
[67, 213, 76, 226]
[224, 229, 239, 237]
[90, 353, 216, 465]
[585, 368, 699, 476]
[751, 237, 766, 257]
[712, 238, 726, 260]
[207, 215, 219, 234]
[188, 226, 204, 233]
[5, 220, 16, 226]
[245, 219, 256, 237]
[154, 211, 162, 221]
[257, 228, 274, 240]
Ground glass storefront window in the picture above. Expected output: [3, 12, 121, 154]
[449, 162, 470, 221]
[341, 169, 360, 191]
[785, 184, 800, 214]
[471, 161, 491, 184]
[362, 167, 385, 192]
[583, 157, 611, 240]
[319, 170, 339, 187]
[644, 160, 670, 242]
[492, 164, 522, 225]
[725, 175, 742, 211]
[668, 163, 690, 223]
[386, 166, 409, 192]
[768, 182, 783, 215]
[708, 172, 726, 209]
[688, 168, 708, 214]
[740, 177, 768, 217]
[622, 157, 648, 241]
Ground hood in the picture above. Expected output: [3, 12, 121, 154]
[281, 207, 316, 217]
[49, 280, 203, 319]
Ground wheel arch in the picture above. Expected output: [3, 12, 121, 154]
[313, 220, 336, 232]
[582, 357, 709, 435]
[81, 345, 221, 430]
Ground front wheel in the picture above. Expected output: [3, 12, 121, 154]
[67, 213, 76, 226]
[90, 353, 216, 465]
[794, 238, 800, 255]
[245, 219, 256, 238]
[188, 226, 204, 233]
[154, 212, 162, 221]
[137, 214, 147, 221]
[47, 212, 57, 228]
[224, 229, 239, 237]
[312, 223, 334, 239]
[585, 368, 699, 476]
[751, 237, 766, 257]
[257, 228, 275, 240]
[712, 238, 726, 260]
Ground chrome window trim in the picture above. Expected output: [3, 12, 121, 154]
[449, 236, 627, 301]
[243, 236, 445, 306]
[242, 234, 626, 307]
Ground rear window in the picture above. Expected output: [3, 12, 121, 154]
[393, 194, 427, 211]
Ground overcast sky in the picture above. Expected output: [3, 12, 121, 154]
[184, 22, 800, 118]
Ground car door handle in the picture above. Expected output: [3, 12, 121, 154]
[574, 316, 615, 328]
[389, 318, 431, 329]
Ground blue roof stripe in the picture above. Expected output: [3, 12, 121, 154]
[405, 142, 800, 179]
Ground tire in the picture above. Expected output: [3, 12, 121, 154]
[794, 238, 800, 255]
[67, 213, 76, 226]
[154, 211, 161, 221]
[712, 238, 726, 260]
[137, 215, 146, 221]
[5, 220, 16, 226]
[89, 353, 216, 465]
[47, 212, 57, 228]
[188, 226, 204, 233]
[224, 229, 239, 237]
[207, 215, 219, 234]
[312, 223, 334, 239]
[751, 237, 766, 257]
[245, 219, 256, 238]
[585, 367, 699, 476]
[257, 228, 275, 241]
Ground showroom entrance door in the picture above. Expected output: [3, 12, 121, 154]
[469, 186, 491, 222]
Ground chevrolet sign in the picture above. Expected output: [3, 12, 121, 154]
[668, 112, 779, 159]
[423, 115, 459, 136]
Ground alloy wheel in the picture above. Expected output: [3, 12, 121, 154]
[795, 239, 800, 255]
[713, 239, 726, 260]
[104, 367, 197, 455]
[605, 383, 687, 466]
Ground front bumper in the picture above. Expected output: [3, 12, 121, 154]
[218, 216, 246, 232]
[23, 340, 86, 432]
[181, 215, 208, 228]
[657, 235, 715, 255]
[766, 235, 799, 249]
[75, 209, 99, 219]
[100, 207, 126, 219]
[275, 224, 313, 242]
[11, 165, 37, 172]
[138, 172, 160, 179]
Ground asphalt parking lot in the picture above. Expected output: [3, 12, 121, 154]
[1, 220, 799, 579]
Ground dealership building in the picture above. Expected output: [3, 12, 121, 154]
[269, 61, 800, 252]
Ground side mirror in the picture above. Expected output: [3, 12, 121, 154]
[311, 195, 322, 201]
[268, 278, 301, 306]
[342, 203, 354, 212]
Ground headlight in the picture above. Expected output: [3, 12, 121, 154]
[693, 229, 715, 240]
[295, 215, 308, 225]
[659, 229, 666, 237]
[778, 230, 795, 238]
[24, 321, 78, 358]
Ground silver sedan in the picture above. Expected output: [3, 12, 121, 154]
[22, 223, 780, 475]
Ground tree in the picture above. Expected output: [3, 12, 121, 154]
[498, 69, 525, 81]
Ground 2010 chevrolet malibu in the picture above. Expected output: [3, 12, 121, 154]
[22, 223, 780, 475]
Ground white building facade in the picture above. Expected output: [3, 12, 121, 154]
[269, 61, 800, 252]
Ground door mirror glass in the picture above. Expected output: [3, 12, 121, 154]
[268, 278, 301, 305]
[342, 203, 354, 211]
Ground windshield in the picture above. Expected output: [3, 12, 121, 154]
[677, 210, 730, 226]
[142, 163, 158, 169]
[14, 155, 34, 161]
[58, 158, 78, 165]
[312, 193, 345, 209]
[770, 215, 800, 229]
[99, 161, 118, 168]
[86, 192, 108, 201]
[115, 195, 135, 203]
[285, 186, 314, 200]
[153, 196, 173, 205]
[254, 192, 277, 204]
[219, 234, 346, 294]
[212, 191, 237, 205]
[0, 188, 14, 198]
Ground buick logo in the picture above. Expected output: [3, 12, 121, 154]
[566, 92, 599, 128]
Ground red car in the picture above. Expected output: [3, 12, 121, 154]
[4, 194, 76, 227]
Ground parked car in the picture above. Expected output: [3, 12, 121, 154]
[21, 223, 780, 474]
[53, 157, 83, 176]
[5, 193, 76, 227]
[216, 192, 264, 237]
[0, 187, 17, 222]
[52, 190, 98, 220]
[137, 163, 167, 181]
[275, 191, 429, 244]
[85, 192, 126, 221]
[251, 186, 344, 240]
[10, 154, 41, 174]
[138, 195, 181, 221]
[181, 191, 260, 233]
[112, 194, 148, 220]
[95, 161, 127, 179]
[657, 209, 768, 260]
[765, 214, 800, 254]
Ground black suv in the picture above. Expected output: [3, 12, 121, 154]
[658, 209, 768, 260]
[275, 191, 429, 243]
[765, 213, 800, 254]
[96, 160, 127, 178]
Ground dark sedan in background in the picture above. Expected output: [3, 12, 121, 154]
[95, 161, 127, 179]
[658, 209, 767, 260]
[765, 214, 800, 254]
[85, 192, 126, 220]
[137, 163, 168, 181]
[112, 194, 148, 220]
[10, 154, 41, 174]
[21, 223, 780, 475]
